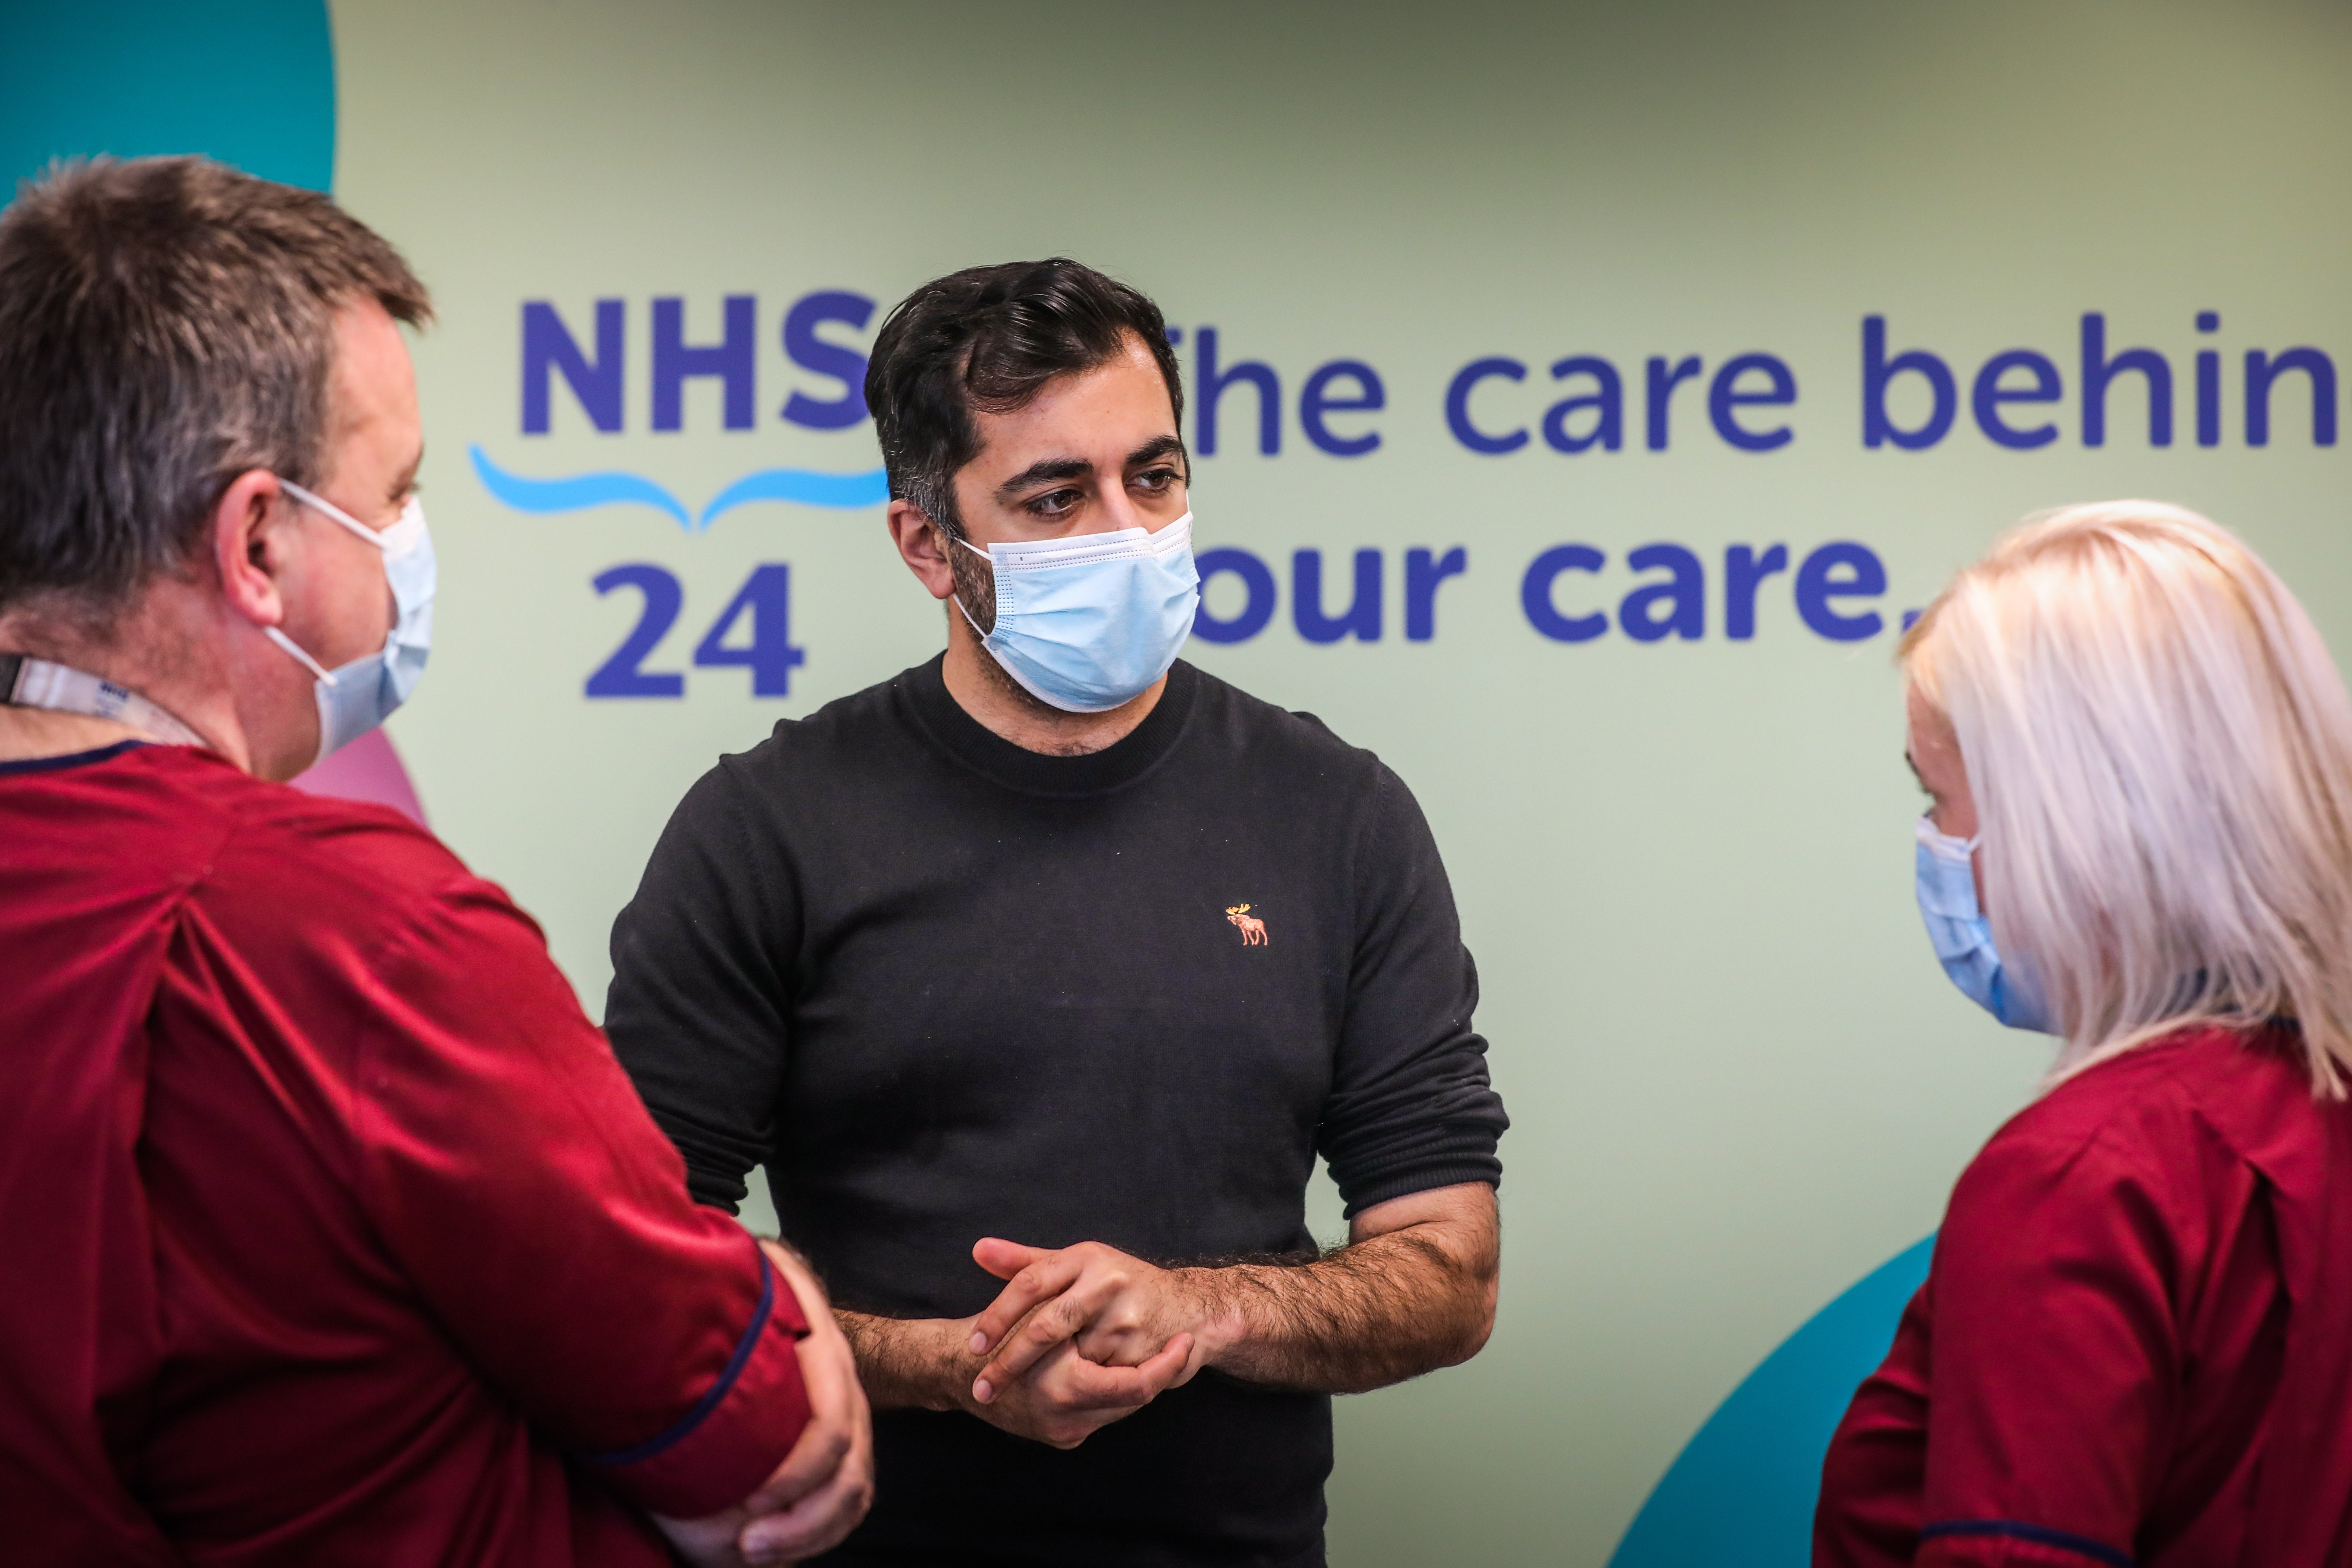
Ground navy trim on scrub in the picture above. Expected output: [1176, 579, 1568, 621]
[578, 1250, 778, 1467]
[0, 739, 147, 776]
[1920, 1520, 2133, 1568]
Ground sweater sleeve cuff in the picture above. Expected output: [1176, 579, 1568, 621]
[1340, 1160, 1501, 1219]
[577, 1252, 814, 1518]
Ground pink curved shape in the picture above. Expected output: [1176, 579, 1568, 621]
[289, 727, 428, 827]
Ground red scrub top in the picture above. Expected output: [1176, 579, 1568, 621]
[1817, 1022, 2352, 1567]
[0, 742, 812, 1566]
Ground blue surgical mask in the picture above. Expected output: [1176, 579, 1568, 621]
[955, 511, 1200, 714]
[1915, 815, 2052, 1032]
[264, 480, 435, 767]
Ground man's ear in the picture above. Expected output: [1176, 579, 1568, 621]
[886, 498, 956, 603]
[210, 469, 294, 629]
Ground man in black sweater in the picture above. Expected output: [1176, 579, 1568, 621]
[606, 259, 1507, 1568]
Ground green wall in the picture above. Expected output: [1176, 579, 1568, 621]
[23, 2, 2351, 1560]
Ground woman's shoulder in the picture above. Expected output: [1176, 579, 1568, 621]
[1953, 1024, 2310, 1223]
[2031, 1019, 2306, 1128]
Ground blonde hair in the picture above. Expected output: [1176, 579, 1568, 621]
[1901, 500, 2352, 1095]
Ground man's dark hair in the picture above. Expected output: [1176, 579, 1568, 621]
[864, 258, 1183, 536]
[0, 156, 431, 620]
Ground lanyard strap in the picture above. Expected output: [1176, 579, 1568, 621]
[0, 653, 207, 747]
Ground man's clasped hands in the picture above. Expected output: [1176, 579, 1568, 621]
[654, 1234, 1231, 1566]
[957, 1235, 1228, 1448]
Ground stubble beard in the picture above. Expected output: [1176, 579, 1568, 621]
[938, 520, 1063, 721]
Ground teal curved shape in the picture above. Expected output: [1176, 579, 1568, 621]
[470, 445, 691, 529]
[1, 0, 335, 195]
[1608, 1235, 1935, 1568]
[699, 466, 892, 527]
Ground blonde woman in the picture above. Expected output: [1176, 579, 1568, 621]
[1815, 503, 2352, 1567]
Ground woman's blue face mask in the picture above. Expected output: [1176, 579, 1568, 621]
[1915, 816, 2053, 1032]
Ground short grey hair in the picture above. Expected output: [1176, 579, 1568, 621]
[0, 156, 431, 620]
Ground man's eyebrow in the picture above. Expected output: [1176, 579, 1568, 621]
[993, 457, 1094, 502]
[1126, 434, 1186, 468]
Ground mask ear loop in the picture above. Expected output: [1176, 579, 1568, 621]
[1916, 813, 1982, 858]
[263, 625, 340, 685]
[268, 477, 413, 680]
[279, 478, 392, 551]
[947, 529, 997, 639]
[264, 480, 371, 682]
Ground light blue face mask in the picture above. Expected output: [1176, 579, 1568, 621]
[264, 480, 435, 767]
[1915, 815, 2053, 1032]
[955, 510, 1200, 713]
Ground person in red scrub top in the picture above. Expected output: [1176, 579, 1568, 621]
[0, 157, 871, 1567]
[1816, 500, 2352, 1567]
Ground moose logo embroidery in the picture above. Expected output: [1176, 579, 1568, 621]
[1225, 904, 1269, 946]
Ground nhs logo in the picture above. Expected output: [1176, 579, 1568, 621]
[471, 290, 889, 532]
[520, 291, 873, 435]
[474, 291, 890, 704]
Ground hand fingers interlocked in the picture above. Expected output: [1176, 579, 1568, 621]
[969, 1331, 1195, 1449]
[968, 1239, 1198, 1409]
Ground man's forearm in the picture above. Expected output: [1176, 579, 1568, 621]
[840, 1305, 1193, 1451]
[754, 1236, 967, 1413]
[835, 1310, 973, 1411]
[951, 1187, 1503, 1410]
[1177, 1190, 1499, 1395]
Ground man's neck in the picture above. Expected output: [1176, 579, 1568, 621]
[0, 706, 143, 763]
[939, 613, 1163, 757]
[0, 587, 254, 769]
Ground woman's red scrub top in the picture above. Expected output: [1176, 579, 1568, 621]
[0, 742, 813, 1566]
[1817, 1022, 2352, 1567]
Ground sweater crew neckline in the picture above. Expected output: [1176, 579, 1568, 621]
[899, 653, 1199, 798]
